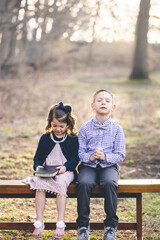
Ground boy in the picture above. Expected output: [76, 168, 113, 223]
[76, 89, 125, 240]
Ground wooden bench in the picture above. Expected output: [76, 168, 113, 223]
[0, 179, 160, 240]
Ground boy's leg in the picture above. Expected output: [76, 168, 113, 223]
[99, 165, 119, 228]
[76, 165, 97, 228]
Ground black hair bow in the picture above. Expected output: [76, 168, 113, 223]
[58, 102, 71, 113]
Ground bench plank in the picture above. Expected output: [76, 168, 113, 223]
[0, 222, 137, 230]
[0, 179, 160, 240]
[0, 179, 160, 195]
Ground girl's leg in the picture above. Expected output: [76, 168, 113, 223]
[33, 190, 46, 236]
[54, 194, 67, 237]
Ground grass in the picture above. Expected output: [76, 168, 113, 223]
[126, 135, 146, 145]
[0, 71, 160, 239]
[0, 193, 159, 239]
[126, 160, 134, 165]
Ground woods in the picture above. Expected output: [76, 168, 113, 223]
[0, 0, 160, 79]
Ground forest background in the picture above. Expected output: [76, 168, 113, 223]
[0, 0, 160, 239]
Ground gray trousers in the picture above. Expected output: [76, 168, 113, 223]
[76, 164, 119, 228]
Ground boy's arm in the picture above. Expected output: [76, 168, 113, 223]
[78, 128, 95, 164]
[103, 126, 125, 164]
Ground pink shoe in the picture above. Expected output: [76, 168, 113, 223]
[33, 220, 45, 238]
[53, 221, 66, 239]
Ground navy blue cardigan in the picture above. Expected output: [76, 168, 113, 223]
[33, 132, 79, 171]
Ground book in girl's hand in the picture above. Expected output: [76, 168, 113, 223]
[34, 165, 60, 178]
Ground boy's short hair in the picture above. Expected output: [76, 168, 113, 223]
[93, 89, 113, 103]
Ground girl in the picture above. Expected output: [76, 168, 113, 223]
[22, 102, 79, 239]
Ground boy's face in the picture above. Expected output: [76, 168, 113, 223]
[91, 91, 115, 116]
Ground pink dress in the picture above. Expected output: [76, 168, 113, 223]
[22, 144, 74, 196]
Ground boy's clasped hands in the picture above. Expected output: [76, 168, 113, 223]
[90, 147, 106, 162]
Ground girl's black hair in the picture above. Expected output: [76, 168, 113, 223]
[45, 104, 77, 135]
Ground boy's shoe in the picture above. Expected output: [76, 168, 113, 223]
[77, 227, 89, 240]
[103, 226, 117, 240]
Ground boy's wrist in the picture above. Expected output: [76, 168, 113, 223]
[102, 153, 106, 160]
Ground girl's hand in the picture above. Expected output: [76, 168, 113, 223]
[36, 166, 44, 171]
[56, 166, 66, 174]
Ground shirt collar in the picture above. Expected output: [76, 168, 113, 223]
[93, 116, 112, 125]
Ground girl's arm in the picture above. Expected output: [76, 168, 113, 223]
[64, 136, 79, 171]
[33, 135, 46, 170]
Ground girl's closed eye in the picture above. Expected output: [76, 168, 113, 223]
[53, 124, 65, 128]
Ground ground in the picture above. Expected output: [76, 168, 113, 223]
[0, 42, 160, 239]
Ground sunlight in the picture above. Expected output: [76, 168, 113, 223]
[154, 109, 160, 119]
[46, 18, 54, 33]
[36, 28, 42, 41]
[19, 0, 160, 43]
[48, 0, 54, 6]
[70, 0, 138, 42]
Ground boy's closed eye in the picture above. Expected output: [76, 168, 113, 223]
[97, 98, 111, 103]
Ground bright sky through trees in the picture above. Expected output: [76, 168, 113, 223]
[22, 0, 160, 43]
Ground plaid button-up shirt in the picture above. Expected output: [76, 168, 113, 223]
[78, 116, 125, 169]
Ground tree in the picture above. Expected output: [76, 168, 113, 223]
[0, 0, 21, 78]
[0, 0, 84, 78]
[130, 0, 151, 80]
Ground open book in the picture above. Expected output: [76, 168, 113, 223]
[34, 165, 60, 178]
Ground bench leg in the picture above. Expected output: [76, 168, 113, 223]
[136, 193, 142, 240]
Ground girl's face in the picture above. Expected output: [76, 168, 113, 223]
[51, 118, 67, 137]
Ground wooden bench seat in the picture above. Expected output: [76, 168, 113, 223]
[0, 179, 160, 240]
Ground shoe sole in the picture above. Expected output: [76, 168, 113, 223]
[77, 238, 89, 240]
[53, 235, 64, 239]
[33, 234, 44, 238]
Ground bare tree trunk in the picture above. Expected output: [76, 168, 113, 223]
[88, 0, 101, 61]
[0, 0, 21, 78]
[18, 0, 28, 62]
[130, 0, 151, 80]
